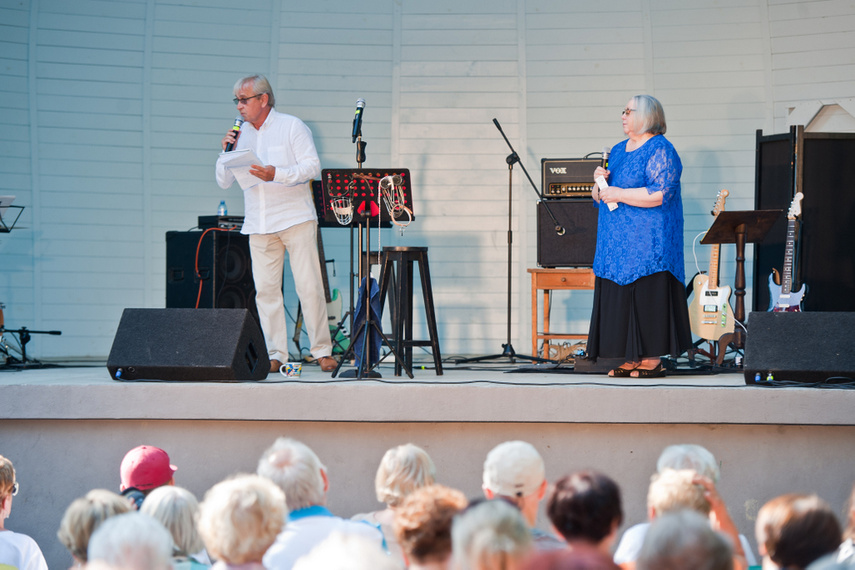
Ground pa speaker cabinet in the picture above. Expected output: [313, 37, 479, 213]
[743, 311, 855, 384]
[166, 230, 259, 323]
[537, 199, 598, 267]
[107, 308, 269, 381]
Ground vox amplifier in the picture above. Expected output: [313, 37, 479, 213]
[541, 158, 599, 198]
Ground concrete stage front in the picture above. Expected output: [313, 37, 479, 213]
[2, 362, 855, 568]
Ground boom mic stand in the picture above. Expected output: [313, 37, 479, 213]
[457, 119, 561, 365]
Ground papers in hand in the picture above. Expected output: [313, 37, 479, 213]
[218, 149, 264, 190]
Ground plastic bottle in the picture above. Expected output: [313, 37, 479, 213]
[218, 200, 227, 216]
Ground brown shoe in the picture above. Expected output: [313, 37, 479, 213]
[317, 356, 337, 373]
[269, 359, 283, 374]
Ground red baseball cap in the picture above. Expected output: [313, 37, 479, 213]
[120, 445, 177, 491]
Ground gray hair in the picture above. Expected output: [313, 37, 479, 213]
[140, 486, 204, 557]
[647, 469, 710, 517]
[292, 531, 400, 570]
[452, 500, 532, 570]
[375, 443, 436, 507]
[87, 511, 173, 570]
[657, 444, 720, 483]
[632, 94, 667, 135]
[234, 74, 275, 107]
[257, 437, 326, 511]
[637, 510, 733, 570]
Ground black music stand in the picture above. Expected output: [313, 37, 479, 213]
[701, 209, 782, 362]
[0, 204, 23, 233]
[320, 169, 415, 379]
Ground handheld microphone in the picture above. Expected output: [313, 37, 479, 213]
[352, 98, 366, 143]
[224, 117, 244, 152]
[601, 146, 610, 169]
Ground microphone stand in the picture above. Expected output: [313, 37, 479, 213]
[457, 119, 556, 365]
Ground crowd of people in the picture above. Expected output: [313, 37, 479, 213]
[1, 442, 854, 570]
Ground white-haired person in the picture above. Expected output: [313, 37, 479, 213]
[614, 444, 756, 567]
[292, 531, 400, 570]
[87, 511, 173, 570]
[197, 474, 287, 570]
[352, 443, 437, 565]
[614, 469, 746, 570]
[258, 437, 383, 570]
[482, 441, 565, 551]
[0, 455, 48, 570]
[636, 509, 733, 570]
[140, 485, 211, 569]
[57, 488, 133, 567]
[453, 499, 533, 570]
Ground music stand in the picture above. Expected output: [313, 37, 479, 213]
[321, 169, 415, 379]
[701, 209, 782, 361]
[0, 196, 23, 233]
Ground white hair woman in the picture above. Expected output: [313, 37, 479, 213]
[0, 455, 48, 570]
[140, 485, 210, 569]
[197, 474, 287, 570]
[351, 443, 436, 565]
[87, 511, 173, 570]
[57, 488, 132, 566]
[452, 499, 533, 570]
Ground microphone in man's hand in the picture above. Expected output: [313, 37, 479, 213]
[352, 98, 366, 143]
[225, 117, 244, 152]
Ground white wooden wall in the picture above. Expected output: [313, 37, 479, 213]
[1, 0, 853, 359]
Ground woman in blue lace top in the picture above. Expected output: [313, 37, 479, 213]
[587, 95, 692, 378]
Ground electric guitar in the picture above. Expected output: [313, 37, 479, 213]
[768, 192, 806, 312]
[689, 189, 735, 341]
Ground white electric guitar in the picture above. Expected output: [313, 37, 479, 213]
[689, 190, 735, 341]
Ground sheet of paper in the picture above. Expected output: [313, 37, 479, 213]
[218, 149, 264, 190]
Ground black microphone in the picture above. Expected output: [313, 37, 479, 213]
[224, 117, 244, 152]
[352, 98, 365, 143]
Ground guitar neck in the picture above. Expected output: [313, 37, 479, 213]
[781, 218, 797, 295]
[707, 243, 721, 289]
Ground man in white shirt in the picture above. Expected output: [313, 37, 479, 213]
[216, 74, 335, 374]
[257, 437, 383, 570]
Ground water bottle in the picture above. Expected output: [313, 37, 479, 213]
[218, 200, 227, 216]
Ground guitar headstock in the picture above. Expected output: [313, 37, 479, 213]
[788, 192, 804, 220]
[712, 189, 729, 217]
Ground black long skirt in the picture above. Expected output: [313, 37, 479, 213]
[586, 271, 692, 362]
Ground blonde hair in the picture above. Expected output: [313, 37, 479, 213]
[647, 469, 710, 517]
[375, 444, 436, 507]
[452, 500, 532, 570]
[0, 455, 14, 502]
[57, 489, 133, 563]
[140, 486, 204, 557]
[197, 474, 286, 565]
[257, 437, 326, 511]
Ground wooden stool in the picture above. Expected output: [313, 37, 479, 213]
[379, 247, 443, 375]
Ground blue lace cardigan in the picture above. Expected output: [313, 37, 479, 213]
[592, 135, 685, 286]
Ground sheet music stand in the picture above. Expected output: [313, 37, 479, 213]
[701, 209, 782, 361]
[0, 196, 23, 233]
[320, 169, 415, 380]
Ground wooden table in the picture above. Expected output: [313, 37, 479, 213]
[528, 268, 596, 359]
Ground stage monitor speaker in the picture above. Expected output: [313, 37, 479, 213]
[106, 308, 269, 381]
[166, 230, 259, 323]
[537, 199, 598, 267]
[743, 311, 855, 384]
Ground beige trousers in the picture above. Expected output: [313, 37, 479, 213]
[249, 221, 332, 362]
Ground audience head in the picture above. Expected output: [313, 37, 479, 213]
[636, 509, 733, 570]
[292, 531, 400, 570]
[0, 455, 16, 519]
[657, 444, 720, 483]
[257, 437, 327, 511]
[375, 443, 436, 508]
[120, 445, 177, 493]
[845, 481, 855, 541]
[547, 470, 623, 548]
[647, 468, 710, 519]
[394, 484, 468, 566]
[87, 511, 173, 570]
[57, 489, 133, 563]
[523, 548, 619, 570]
[140, 485, 204, 558]
[755, 493, 841, 570]
[197, 473, 286, 565]
[452, 499, 533, 570]
[482, 441, 547, 525]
